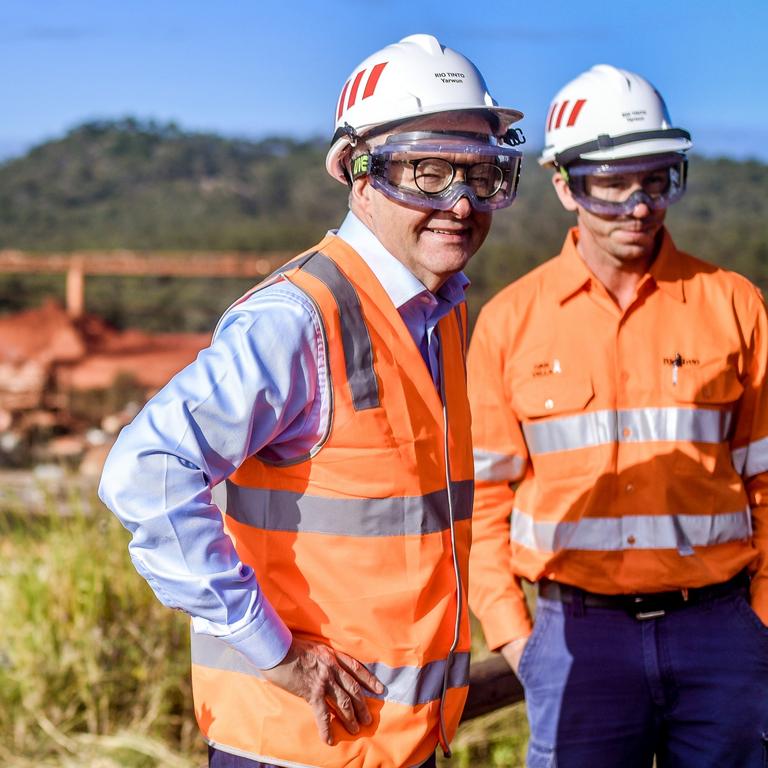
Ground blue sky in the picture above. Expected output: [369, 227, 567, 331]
[1, 0, 766, 161]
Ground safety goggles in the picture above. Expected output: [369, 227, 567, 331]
[351, 131, 523, 212]
[562, 153, 688, 216]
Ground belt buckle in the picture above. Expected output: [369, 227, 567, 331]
[635, 609, 665, 620]
[631, 596, 665, 621]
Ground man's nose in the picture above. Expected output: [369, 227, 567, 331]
[626, 189, 653, 218]
[449, 194, 473, 217]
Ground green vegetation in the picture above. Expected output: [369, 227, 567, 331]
[0, 500, 201, 767]
[0, 494, 528, 766]
[1, 119, 766, 331]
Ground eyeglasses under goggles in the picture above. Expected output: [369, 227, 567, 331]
[560, 153, 688, 216]
[350, 131, 523, 213]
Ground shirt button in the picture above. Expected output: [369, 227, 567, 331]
[627, 535, 636, 545]
[626, 483, 634, 493]
[544, 399, 554, 410]
[623, 427, 632, 438]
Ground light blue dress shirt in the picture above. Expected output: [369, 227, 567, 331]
[98, 210, 469, 670]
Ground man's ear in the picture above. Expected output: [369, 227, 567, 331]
[349, 176, 374, 219]
[552, 171, 579, 213]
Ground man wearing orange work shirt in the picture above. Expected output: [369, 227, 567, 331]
[468, 64, 768, 767]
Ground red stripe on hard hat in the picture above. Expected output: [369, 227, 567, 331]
[546, 102, 558, 132]
[567, 99, 587, 127]
[363, 62, 388, 99]
[347, 69, 367, 110]
[554, 100, 570, 129]
[337, 80, 351, 120]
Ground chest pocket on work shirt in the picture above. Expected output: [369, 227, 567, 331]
[665, 357, 743, 407]
[513, 371, 595, 420]
[513, 372, 600, 481]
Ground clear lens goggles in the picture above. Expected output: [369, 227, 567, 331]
[563, 153, 688, 216]
[351, 131, 523, 212]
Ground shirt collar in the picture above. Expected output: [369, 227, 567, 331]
[554, 228, 594, 303]
[333, 210, 469, 311]
[555, 226, 685, 304]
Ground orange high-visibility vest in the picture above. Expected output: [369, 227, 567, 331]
[191, 234, 473, 768]
[468, 227, 768, 649]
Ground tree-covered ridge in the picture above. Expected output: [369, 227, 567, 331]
[0, 118, 348, 251]
[0, 119, 766, 331]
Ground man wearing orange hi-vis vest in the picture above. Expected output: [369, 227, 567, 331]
[99, 35, 526, 767]
[468, 64, 768, 767]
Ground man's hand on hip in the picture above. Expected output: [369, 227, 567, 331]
[261, 637, 385, 744]
[500, 636, 529, 676]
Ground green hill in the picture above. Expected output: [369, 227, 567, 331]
[1, 118, 766, 331]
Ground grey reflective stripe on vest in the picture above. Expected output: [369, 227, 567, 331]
[473, 448, 525, 483]
[191, 631, 469, 707]
[510, 506, 751, 553]
[523, 407, 733, 455]
[225, 478, 473, 535]
[732, 436, 768, 478]
[300, 253, 379, 411]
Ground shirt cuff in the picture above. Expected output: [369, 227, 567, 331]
[192, 596, 293, 669]
[751, 574, 768, 627]
[478, 595, 534, 652]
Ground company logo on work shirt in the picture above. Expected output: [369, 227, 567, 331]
[532, 359, 562, 377]
[663, 356, 700, 367]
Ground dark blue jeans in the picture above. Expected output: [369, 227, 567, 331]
[208, 745, 437, 767]
[517, 586, 768, 767]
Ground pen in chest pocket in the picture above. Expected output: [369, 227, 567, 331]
[672, 353, 682, 386]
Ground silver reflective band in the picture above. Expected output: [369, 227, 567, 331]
[205, 740, 317, 768]
[523, 407, 733, 455]
[301, 253, 379, 411]
[225, 479, 474, 536]
[214, 250, 379, 413]
[473, 448, 526, 483]
[510, 507, 751, 553]
[191, 631, 469, 707]
[732, 436, 768, 478]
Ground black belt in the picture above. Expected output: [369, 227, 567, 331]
[538, 570, 749, 620]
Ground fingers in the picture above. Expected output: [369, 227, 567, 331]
[307, 665, 361, 743]
[326, 672, 361, 734]
[309, 696, 333, 745]
[263, 638, 384, 743]
[335, 650, 385, 695]
[333, 665, 372, 727]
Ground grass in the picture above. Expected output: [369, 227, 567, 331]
[0, 486, 529, 767]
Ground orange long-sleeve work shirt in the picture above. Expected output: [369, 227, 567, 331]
[468, 228, 768, 650]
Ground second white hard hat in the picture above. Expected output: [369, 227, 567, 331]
[539, 64, 692, 167]
[326, 34, 524, 183]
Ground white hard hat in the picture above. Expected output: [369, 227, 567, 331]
[326, 34, 524, 183]
[539, 64, 692, 167]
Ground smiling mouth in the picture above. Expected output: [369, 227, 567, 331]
[427, 227, 469, 235]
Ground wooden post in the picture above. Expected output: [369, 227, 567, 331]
[65, 257, 85, 318]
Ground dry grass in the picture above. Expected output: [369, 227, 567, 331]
[0, 483, 528, 767]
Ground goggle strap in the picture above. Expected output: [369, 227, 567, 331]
[350, 153, 372, 180]
[350, 153, 387, 181]
[555, 128, 691, 168]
